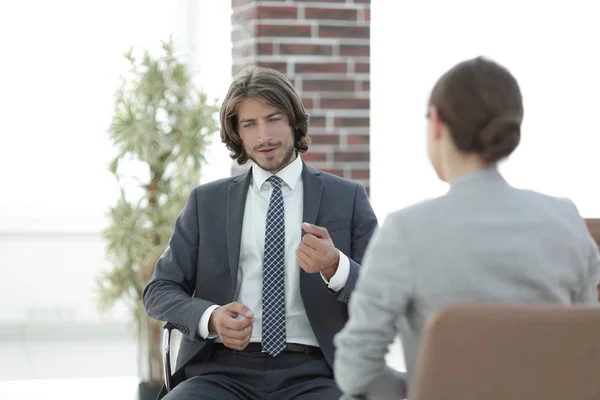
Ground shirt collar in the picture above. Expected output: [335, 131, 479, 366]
[252, 154, 303, 190]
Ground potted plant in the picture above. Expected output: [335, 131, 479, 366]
[95, 38, 219, 399]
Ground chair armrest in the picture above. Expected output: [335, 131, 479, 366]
[162, 322, 175, 392]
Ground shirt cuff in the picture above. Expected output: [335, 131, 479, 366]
[198, 304, 220, 339]
[321, 250, 350, 292]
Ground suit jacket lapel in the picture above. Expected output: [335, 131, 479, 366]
[226, 169, 252, 290]
[301, 162, 323, 232]
[300, 162, 327, 306]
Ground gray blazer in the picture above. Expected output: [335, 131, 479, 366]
[334, 168, 600, 400]
[142, 161, 378, 392]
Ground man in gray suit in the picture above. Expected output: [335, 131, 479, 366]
[142, 66, 378, 399]
[333, 56, 600, 399]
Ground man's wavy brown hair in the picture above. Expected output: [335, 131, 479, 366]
[220, 66, 310, 165]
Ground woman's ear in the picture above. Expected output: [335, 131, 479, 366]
[428, 106, 444, 141]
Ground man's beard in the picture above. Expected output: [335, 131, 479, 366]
[248, 144, 295, 173]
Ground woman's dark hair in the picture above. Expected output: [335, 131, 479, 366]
[429, 56, 524, 163]
[220, 66, 310, 165]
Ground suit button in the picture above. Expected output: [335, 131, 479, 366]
[344, 294, 350, 302]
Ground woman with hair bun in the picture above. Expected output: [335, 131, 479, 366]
[333, 56, 600, 400]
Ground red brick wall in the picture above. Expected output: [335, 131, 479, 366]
[231, 0, 371, 193]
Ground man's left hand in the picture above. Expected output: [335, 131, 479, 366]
[296, 222, 340, 279]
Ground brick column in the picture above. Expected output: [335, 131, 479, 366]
[231, 0, 371, 193]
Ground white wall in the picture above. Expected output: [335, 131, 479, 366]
[0, 0, 232, 381]
[371, 0, 600, 222]
[0, 0, 232, 234]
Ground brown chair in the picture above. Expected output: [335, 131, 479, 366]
[411, 304, 600, 400]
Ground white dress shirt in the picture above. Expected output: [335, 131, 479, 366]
[198, 155, 350, 345]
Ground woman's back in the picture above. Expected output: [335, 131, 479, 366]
[391, 168, 599, 377]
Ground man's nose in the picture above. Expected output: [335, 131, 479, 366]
[257, 121, 272, 141]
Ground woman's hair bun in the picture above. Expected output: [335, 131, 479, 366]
[475, 115, 521, 163]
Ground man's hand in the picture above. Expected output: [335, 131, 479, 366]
[297, 222, 340, 280]
[208, 302, 255, 350]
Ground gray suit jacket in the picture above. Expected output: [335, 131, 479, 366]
[142, 161, 378, 391]
[334, 168, 600, 400]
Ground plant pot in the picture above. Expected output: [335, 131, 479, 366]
[138, 381, 162, 400]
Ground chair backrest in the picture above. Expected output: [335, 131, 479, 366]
[411, 304, 600, 400]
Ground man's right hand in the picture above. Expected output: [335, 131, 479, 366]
[208, 302, 255, 350]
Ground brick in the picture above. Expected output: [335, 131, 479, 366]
[309, 115, 326, 127]
[347, 134, 370, 145]
[340, 44, 369, 57]
[351, 169, 370, 180]
[303, 79, 355, 91]
[280, 43, 334, 56]
[302, 152, 328, 162]
[302, 97, 314, 109]
[232, 0, 371, 188]
[319, 25, 369, 39]
[308, 134, 340, 145]
[305, 7, 358, 21]
[335, 117, 370, 127]
[334, 151, 369, 162]
[257, 42, 274, 55]
[295, 62, 347, 74]
[256, 61, 288, 74]
[320, 98, 370, 109]
[355, 63, 370, 73]
[257, 24, 312, 38]
[321, 168, 344, 177]
[256, 5, 298, 19]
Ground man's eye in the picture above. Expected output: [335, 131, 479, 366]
[268, 118, 281, 122]
[243, 122, 254, 128]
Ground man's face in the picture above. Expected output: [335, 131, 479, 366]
[237, 97, 296, 173]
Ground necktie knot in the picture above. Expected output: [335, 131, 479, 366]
[267, 175, 283, 190]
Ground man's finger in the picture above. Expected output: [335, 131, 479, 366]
[300, 233, 320, 251]
[302, 222, 329, 239]
[223, 337, 248, 350]
[222, 314, 254, 331]
[221, 329, 252, 344]
[296, 247, 318, 272]
[296, 247, 312, 265]
[297, 243, 314, 259]
[225, 302, 254, 319]
[222, 325, 253, 348]
[222, 323, 253, 339]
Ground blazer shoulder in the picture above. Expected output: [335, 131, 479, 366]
[381, 195, 450, 235]
[515, 188, 581, 220]
[193, 174, 242, 195]
[317, 168, 362, 189]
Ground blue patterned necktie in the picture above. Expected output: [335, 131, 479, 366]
[261, 175, 287, 357]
